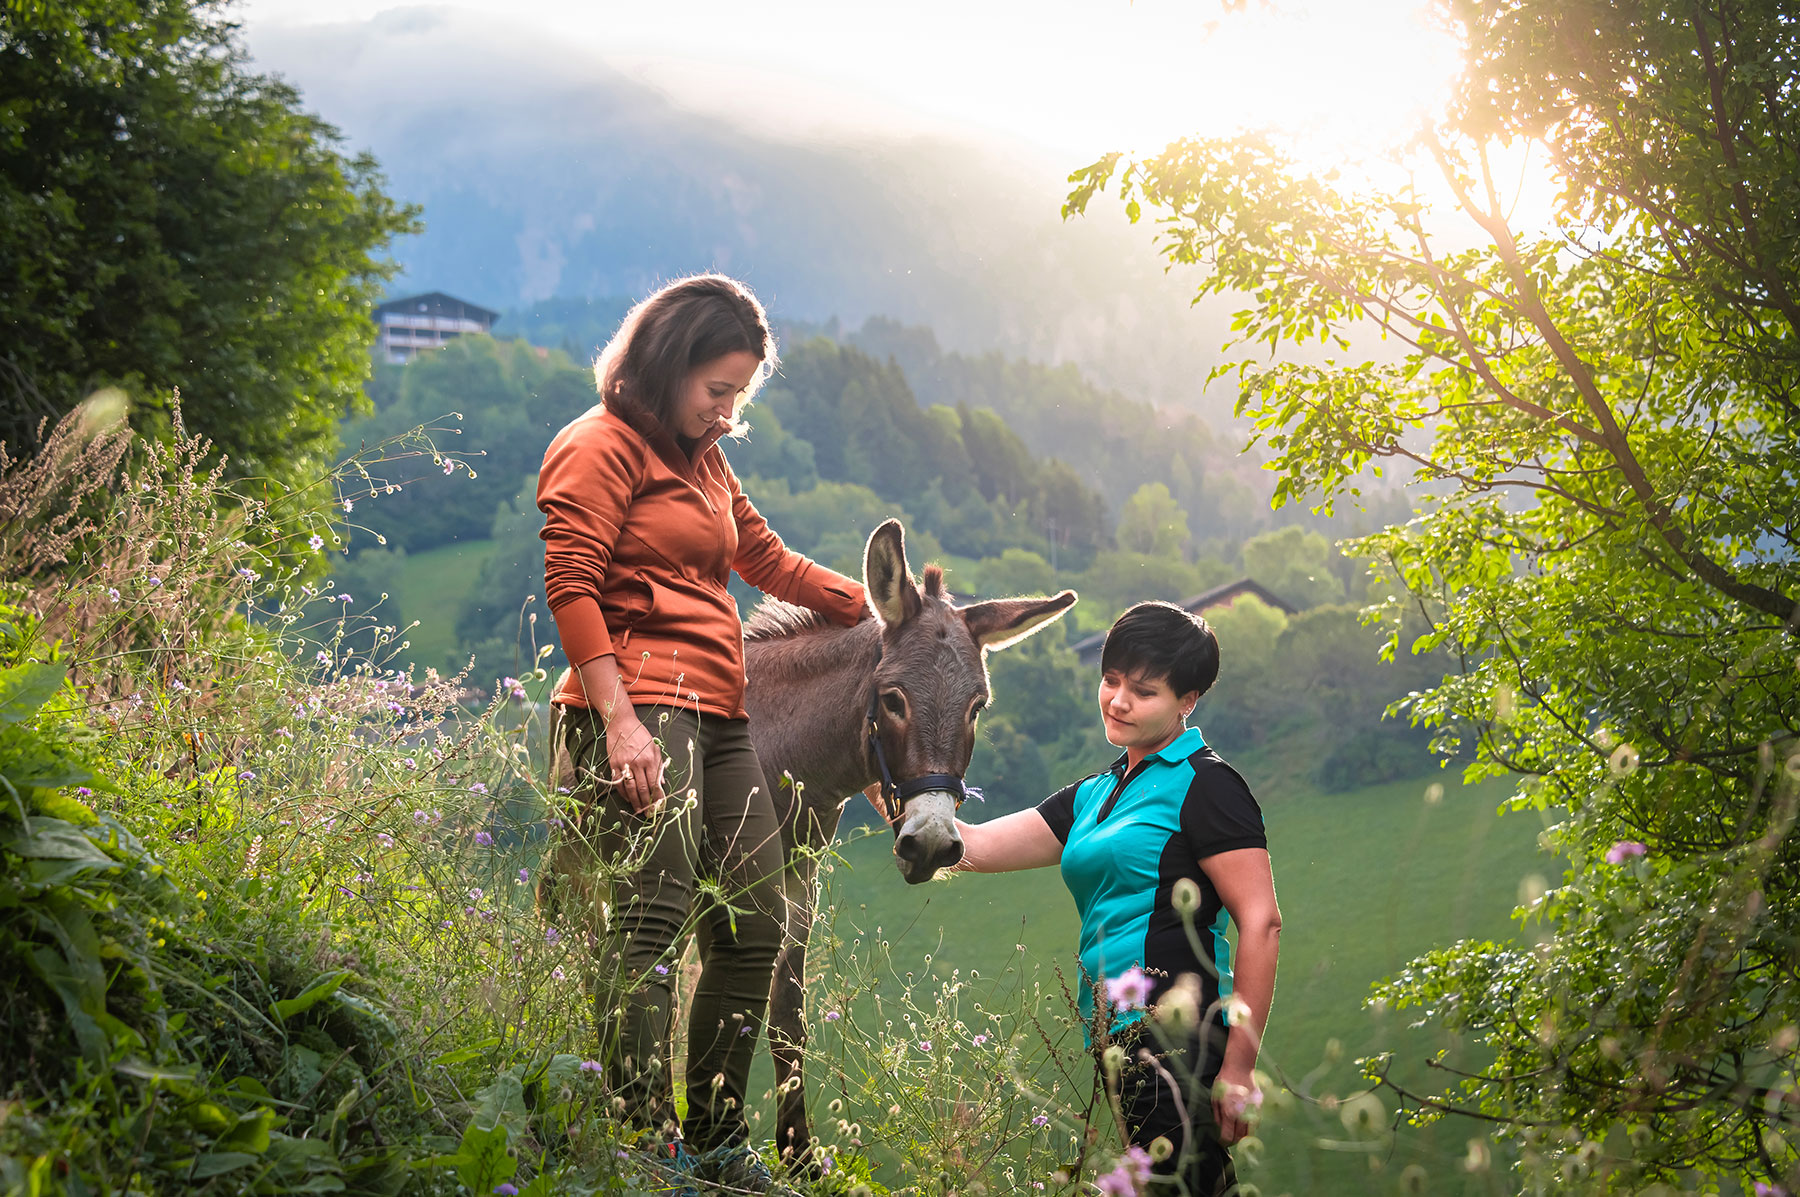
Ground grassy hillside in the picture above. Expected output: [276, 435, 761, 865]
[787, 772, 1547, 1195]
[391, 539, 498, 672]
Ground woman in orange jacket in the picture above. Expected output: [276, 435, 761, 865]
[537, 275, 867, 1189]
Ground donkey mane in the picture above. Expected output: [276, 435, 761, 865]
[743, 599, 837, 642]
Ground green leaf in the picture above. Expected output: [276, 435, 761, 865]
[430, 1036, 500, 1068]
[189, 1151, 260, 1178]
[0, 663, 66, 725]
[451, 1122, 516, 1193]
[2, 816, 116, 865]
[216, 1106, 278, 1154]
[271, 969, 351, 1023]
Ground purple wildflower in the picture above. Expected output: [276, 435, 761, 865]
[824, 1010, 840, 1022]
[376, 832, 394, 848]
[308, 534, 324, 551]
[545, 926, 560, 945]
[1095, 1147, 1153, 1197]
[552, 966, 565, 981]
[1606, 840, 1648, 864]
[442, 459, 456, 475]
[469, 781, 488, 794]
[1106, 966, 1154, 1011]
[517, 867, 529, 884]
[494, 1185, 518, 1196]
[580, 1060, 604, 1073]
[147, 576, 161, 587]
[238, 770, 255, 781]
[973, 1034, 989, 1046]
[1031, 1114, 1049, 1127]
[342, 499, 354, 512]
[468, 888, 484, 901]
[402, 756, 417, 770]
[413, 810, 429, 824]
[654, 964, 669, 975]
[76, 787, 92, 797]
[918, 1040, 932, 1052]
[107, 588, 120, 602]
[474, 830, 493, 846]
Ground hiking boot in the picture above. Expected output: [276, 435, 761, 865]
[628, 1139, 701, 1197]
[692, 1143, 797, 1195]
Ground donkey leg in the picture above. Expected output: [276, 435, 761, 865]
[768, 858, 819, 1167]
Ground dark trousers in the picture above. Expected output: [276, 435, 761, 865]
[1104, 1022, 1239, 1196]
[548, 703, 787, 1150]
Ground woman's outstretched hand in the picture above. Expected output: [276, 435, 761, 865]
[605, 713, 667, 813]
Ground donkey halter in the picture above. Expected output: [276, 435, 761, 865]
[864, 642, 971, 832]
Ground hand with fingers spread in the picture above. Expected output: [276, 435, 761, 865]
[605, 711, 667, 813]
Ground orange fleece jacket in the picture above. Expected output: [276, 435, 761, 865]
[538, 396, 869, 719]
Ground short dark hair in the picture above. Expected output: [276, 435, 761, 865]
[1099, 601, 1219, 699]
[596, 274, 776, 434]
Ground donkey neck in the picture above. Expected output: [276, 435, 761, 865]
[743, 616, 883, 801]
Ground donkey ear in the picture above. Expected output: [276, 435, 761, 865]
[864, 519, 922, 627]
[962, 590, 1078, 652]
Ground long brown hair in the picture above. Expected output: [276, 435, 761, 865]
[594, 274, 776, 434]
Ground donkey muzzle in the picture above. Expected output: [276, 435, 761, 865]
[892, 790, 965, 884]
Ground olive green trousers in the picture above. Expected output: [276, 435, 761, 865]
[547, 703, 787, 1150]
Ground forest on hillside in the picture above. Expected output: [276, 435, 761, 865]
[333, 327, 1443, 805]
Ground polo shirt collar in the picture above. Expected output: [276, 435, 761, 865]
[1107, 726, 1206, 775]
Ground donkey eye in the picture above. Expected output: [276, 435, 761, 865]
[881, 691, 908, 720]
[969, 699, 986, 722]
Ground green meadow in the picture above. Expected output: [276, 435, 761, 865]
[781, 772, 1551, 1196]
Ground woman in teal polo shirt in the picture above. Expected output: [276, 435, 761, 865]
[955, 601, 1282, 1197]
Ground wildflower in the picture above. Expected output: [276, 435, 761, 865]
[376, 832, 394, 848]
[918, 1040, 932, 1052]
[170, 679, 187, 692]
[107, 588, 120, 602]
[1106, 966, 1154, 1011]
[494, 1185, 518, 1195]
[316, 651, 332, 665]
[238, 567, 258, 582]
[469, 781, 488, 794]
[76, 787, 92, 797]
[1031, 1114, 1049, 1127]
[354, 871, 374, 885]
[1094, 1147, 1152, 1197]
[414, 810, 429, 824]
[824, 1010, 840, 1022]
[580, 1060, 604, 1073]
[1754, 1184, 1788, 1197]
[147, 575, 161, 587]
[1606, 840, 1648, 864]
[308, 534, 324, 551]
[552, 966, 566, 981]
[402, 756, 417, 770]
[474, 830, 493, 846]
[442, 458, 456, 475]
[469, 888, 484, 901]
[238, 770, 256, 782]
[338, 593, 353, 604]
[654, 964, 669, 975]
[464, 906, 478, 917]
[517, 867, 530, 884]
[342, 499, 354, 512]
[276, 726, 293, 737]
[973, 1034, 989, 1046]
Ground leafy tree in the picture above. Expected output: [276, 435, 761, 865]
[1116, 482, 1191, 560]
[0, 0, 418, 490]
[344, 338, 595, 554]
[1240, 525, 1346, 610]
[1068, 0, 1799, 1187]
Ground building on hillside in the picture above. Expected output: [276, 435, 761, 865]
[373, 292, 499, 364]
[1071, 579, 1299, 667]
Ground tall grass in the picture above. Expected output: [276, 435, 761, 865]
[1, 398, 1516, 1196]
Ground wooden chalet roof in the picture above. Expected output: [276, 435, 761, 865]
[1069, 578, 1299, 665]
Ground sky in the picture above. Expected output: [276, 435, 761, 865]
[238, 0, 1466, 161]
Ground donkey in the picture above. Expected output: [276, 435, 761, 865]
[744, 519, 1076, 1164]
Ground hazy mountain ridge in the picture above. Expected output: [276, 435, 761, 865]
[247, 8, 1234, 417]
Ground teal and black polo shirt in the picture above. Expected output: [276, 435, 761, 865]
[1035, 726, 1266, 1048]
